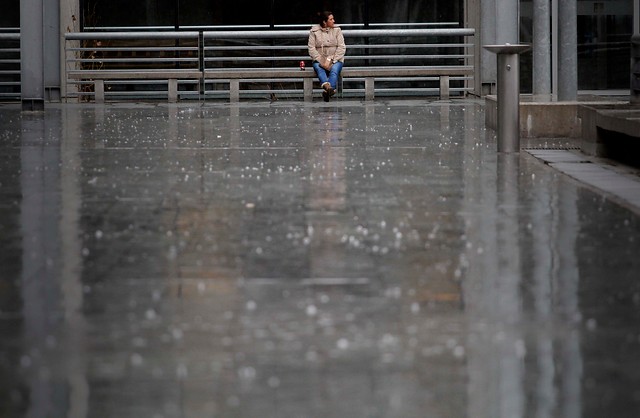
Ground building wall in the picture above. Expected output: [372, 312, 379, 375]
[0, 0, 636, 100]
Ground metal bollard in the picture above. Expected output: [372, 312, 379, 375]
[484, 44, 531, 153]
[632, 34, 640, 105]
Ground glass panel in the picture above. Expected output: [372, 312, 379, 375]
[0, 0, 19, 27]
[578, 0, 633, 90]
[520, 1, 534, 94]
[82, 0, 464, 29]
[520, 0, 633, 92]
[367, 0, 461, 24]
[85, 0, 176, 27]
[181, 0, 271, 26]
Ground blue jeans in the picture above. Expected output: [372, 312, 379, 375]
[312, 61, 343, 90]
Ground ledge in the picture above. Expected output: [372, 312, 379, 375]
[578, 103, 640, 161]
[485, 94, 628, 139]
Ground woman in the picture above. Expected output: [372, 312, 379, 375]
[308, 11, 346, 102]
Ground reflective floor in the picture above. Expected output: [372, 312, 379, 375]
[1, 99, 640, 418]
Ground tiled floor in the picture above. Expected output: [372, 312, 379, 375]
[1, 99, 640, 417]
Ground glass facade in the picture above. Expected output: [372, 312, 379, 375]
[0, 1, 18, 28]
[576, 1, 633, 90]
[0, 0, 635, 93]
[520, 0, 633, 92]
[79, 0, 462, 28]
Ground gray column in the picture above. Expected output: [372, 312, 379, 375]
[482, 0, 519, 94]
[44, 0, 61, 101]
[481, 0, 498, 93]
[495, 0, 519, 44]
[60, 0, 80, 100]
[20, 0, 45, 110]
[558, 0, 577, 101]
[635, 0, 639, 35]
[464, 0, 482, 96]
[533, 0, 551, 96]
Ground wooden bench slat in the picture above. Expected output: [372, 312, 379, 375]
[204, 69, 315, 79]
[342, 66, 473, 77]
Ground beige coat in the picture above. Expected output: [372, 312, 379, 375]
[308, 25, 346, 67]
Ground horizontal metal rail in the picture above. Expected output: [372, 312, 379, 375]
[84, 22, 461, 31]
[0, 32, 20, 101]
[67, 46, 198, 53]
[64, 31, 202, 102]
[64, 31, 200, 40]
[64, 28, 475, 101]
[203, 43, 475, 51]
[202, 28, 475, 39]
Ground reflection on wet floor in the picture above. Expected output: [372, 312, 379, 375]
[1, 100, 640, 417]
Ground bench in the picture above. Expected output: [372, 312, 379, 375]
[203, 28, 475, 102]
[64, 27, 475, 102]
[66, 69, 202, 103]
[202, 66, 473, 102]
[341, 66, 474, 101]
[203, 68, 316, 102]
[64, 31, 201, 102]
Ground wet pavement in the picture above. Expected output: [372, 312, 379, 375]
[1, 99, 640, 418]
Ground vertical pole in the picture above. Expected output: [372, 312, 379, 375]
[44, 0, 61, 102]
[533, 0, 551, 96]
[558, 0, 577, 101]
[495, 0, 519, 44]
[60, 0, 80, 101]
[481, 0, 498, 94]
[632, 1, 640, 105]
[635, 0, 639, 35]
[551, 0, 558, 97]
[497, 52, 521, 153]
[21, 0, 45, 110]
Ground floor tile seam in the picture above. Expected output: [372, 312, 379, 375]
[73, 146, 441, 151]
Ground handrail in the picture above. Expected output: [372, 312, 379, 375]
[65, 28, 474, 41]
[202, 28, 474, 39]
[65, 31, 200, 40]
[83, 22, 462, 31]
[63, 27, 475, 101]
[0, 33, 20, 40]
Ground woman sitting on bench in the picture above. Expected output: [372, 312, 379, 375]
[308, 11, 347, 102]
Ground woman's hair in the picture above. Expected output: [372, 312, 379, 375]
[316, 11, 333, 26]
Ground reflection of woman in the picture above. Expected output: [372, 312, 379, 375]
[308, 11, 346, 102]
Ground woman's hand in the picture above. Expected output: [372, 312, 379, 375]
[321, 58, 333, 71]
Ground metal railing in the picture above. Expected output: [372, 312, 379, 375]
[64, 31, 201, 101]
[0, 30, 20, 101]
[84, 22, 462, 31]
[202, 28, 475, 99]
[63, 27, 475, 101]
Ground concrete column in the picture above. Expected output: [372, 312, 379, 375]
[44, 0, 61, 101]
[480, 0, 498, 93]
[20, 0, 45, 110]
[495, 0, 519, 44]
[60, 0, 80, 100]
[465, 0, 483, 97]
[558, 0, 577, 101]
[533, 0, 551, 96]
[633, 0, 640, 105]
[481, 0, 519, 94]
[635, 0, 639, 35]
